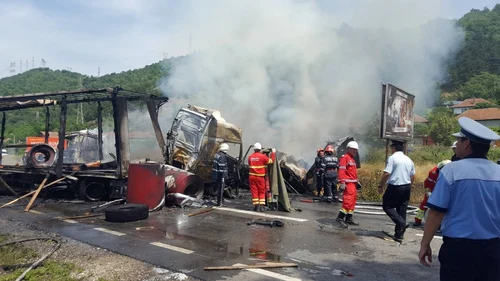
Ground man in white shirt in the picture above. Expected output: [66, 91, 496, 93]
[378, 140, 416, 240]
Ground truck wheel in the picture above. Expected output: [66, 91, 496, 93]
[79, 180, 108, 202]
[105, 204, 149, 223]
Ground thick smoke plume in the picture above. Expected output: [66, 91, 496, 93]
[160, 0, 464, 162]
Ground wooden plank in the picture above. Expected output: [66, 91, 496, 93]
[56, 214, 104, 220]
[204, 262, 298, 271]
[187, 208, 214, 217]
[0, 174, 76, 209]
[24, 175, 49, 212]
[0, 175, 19, 197]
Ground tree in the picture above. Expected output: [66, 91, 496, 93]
[427, 107, 459, 145]
[414, 123, 430, 136]
[458, 72, 500, 102]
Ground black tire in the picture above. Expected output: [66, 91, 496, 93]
[79, 180, 108, 202]
[105, 203, 149, 223]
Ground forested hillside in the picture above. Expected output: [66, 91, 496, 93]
[443, 4, 500, 103]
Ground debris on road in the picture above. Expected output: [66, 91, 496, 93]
[204, 262, 298, 271]
[246, 219, 285, 227]
[332, 269, 354, 277]
[187, 207, 214, 217]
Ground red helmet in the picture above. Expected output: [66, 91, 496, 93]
[325, 145, 334, 153]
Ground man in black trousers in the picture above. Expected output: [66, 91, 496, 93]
[378, 140, 416, 240]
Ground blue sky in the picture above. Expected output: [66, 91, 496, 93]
[1, 0, 498, 79]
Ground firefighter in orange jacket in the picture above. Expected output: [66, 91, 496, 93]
[413, 160, 451, 226]
[248, 142, 276, 212]
[335, 141, 360, 228]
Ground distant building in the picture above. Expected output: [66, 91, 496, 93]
[412, 114, 434, 146]
[450, 98, 491, 115]
[457, 108, 500, 128]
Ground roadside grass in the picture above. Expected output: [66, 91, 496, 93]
[0, 235, 89, 281]
[358, 162, 436, 205]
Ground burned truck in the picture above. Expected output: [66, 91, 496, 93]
[164, 105, 244, 199]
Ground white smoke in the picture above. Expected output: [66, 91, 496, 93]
[160, 0, 464, 162]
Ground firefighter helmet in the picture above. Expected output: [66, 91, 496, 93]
[437, 159, 451, 169]
[325, 145, 334, 153]
[254, 142, 262, 150]
[347, 141, 359, 150]
[219, 143, 229, 152]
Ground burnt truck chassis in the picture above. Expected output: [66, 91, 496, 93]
[0, 87, 170, 201]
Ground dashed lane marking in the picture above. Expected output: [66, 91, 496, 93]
[28, 210, 44, 215]
[150, 242, 194, 254]
[62, 219, 79, 224]
[214, 207, 308, 222]
[233, 263, 301, 281]
[94, 227, 126, 236]
[415, 233, 443, 239]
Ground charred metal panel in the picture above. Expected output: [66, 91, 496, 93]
[44, 107, 50, 144]
[146, 101, 167, 160]
[0, 112, 5, 164]
[97, 101, 103, 160]
[56, 96, 67, 177]
[112, 95, 130, 178]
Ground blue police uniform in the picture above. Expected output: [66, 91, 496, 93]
[427, 117, 500, 281]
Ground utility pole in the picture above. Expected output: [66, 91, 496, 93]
[98, 66, 100, 77]
[9, 62, 16, 74]
[40, 58, 46, 68]
[26, 60, 28, 71]
[77, 77, 84, 124]
[20, 60, 22, 72]
[32, 57, 35, 69]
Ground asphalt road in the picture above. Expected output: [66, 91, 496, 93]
[0, 194, 443, 281]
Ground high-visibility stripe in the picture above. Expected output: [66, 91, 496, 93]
[426, 177, 436, 183]
[249, 165, 267, 169]
[345, 179, 358, 183]
[249, 172, 266, 177]
[338, 166, 346, 169]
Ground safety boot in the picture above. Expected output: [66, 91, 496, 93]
[253, 205, 259, 212]
[336, 212, 348, 228]
[259, 205, 266, 212]
[345, 214, 359, 226]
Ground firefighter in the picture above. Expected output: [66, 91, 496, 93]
[413, 159, 451, 226]
[212, 143, 229, 206]
[335, 141, 360, 228]
[323, 145, 339, 202]
[314, 148, 326, 196]
[248, 142, 276, 212]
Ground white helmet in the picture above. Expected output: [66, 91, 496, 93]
[347, 141, 359, 150]
[437, 159, 451, 169]
[254, 142, 262, 150]
[219, 143, 229, 152]
[451, 141, 457, 148]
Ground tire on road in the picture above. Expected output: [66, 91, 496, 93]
[104, 203, 149, 223]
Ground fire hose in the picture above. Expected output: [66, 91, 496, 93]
[0, 237, 62, 281]
[338, 200, 418, 215]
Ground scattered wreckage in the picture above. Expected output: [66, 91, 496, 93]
[0, 87, 359, 213]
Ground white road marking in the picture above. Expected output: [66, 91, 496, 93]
[415, 233, 443, 239]
[214, 207, 308, 222]
[233, 263, 301, 281]
[28, 210, 44, 215]
[94, 227, 126, 236]
[62, 219, 79, 224]
[150, 242, 194, 254]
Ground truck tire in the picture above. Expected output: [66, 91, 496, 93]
[105, 204, 149, 223]
[79, 180, 108, 202]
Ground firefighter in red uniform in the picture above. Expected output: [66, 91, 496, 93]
[248, 142, 276, 212]
[413, 159, 451, 226]
[335, 141, 360, 228]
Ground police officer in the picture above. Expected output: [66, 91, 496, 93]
[378, 140, 416, 240]
[419, 117, 500, 281]
[212, 143, 229, 206]
[314, 148, 326, 196]
[323, 145, 339, 203]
